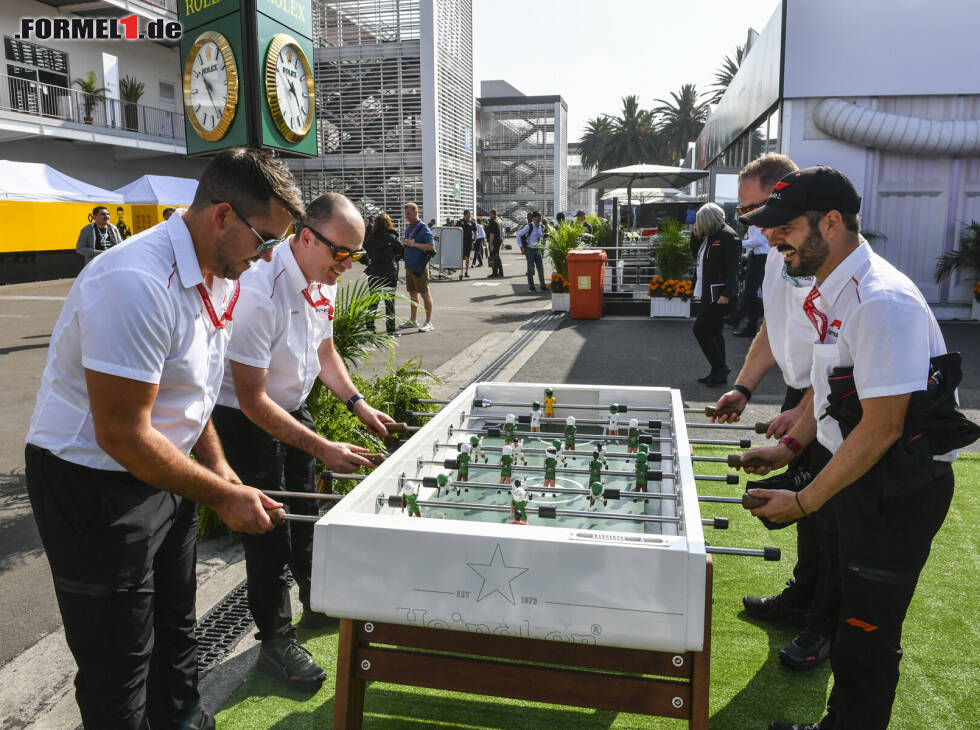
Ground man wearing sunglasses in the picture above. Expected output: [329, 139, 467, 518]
[25, 148, 303, 729]
[212, 191, 396, 691]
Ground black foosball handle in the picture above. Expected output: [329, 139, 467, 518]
[754, 422, 770, 434]
[712, 517, 729, 530]
[318, 469, 333, 492]
[728, 454, 775, 469]
[741, 492, 768, 509]
[764, 547, 781, 561]
[704, 405, 742, 418]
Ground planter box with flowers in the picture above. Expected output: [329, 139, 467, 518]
[550, 273, 570, 311]
[648, 276, 693, 318]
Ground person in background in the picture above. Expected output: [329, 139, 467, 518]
[515, 211, 546, 292]
[458, 209, 477, 278]
[556, 212, 566, 226]
[363, 213, 403, 335]
[75, 205, 122, 264]
[575, 210, 593, 235]
[474, 216, 487, 267]
[730, 223, 770, 337]
[427, 218, 436, 227]
[162, 207, 176, 221]
[115, 207, 132, 240]
[402, 202, 435, 332]
[486, 208, 504, 279]
[690, 202, 740, 385]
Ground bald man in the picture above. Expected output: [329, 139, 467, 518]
[211, 192, 396, 690]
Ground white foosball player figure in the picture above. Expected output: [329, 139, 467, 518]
[457, 442, 471, 483]
[627, 418, 640, 453]
[504, 413, 517, 444]
[402, 483, 421, 517]
[469, 435, 487, 463]
[514, 438, 527, 465]
[530, 401, 542, 432]
[564, 416, 576, 451]
[608, 404, 620, 436]
[510, 481, 529, 524]
[499, 444, 514, 484]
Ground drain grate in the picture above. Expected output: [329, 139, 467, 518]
[196, 574, 295, 673]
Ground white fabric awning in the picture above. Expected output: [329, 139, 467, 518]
[0, 160, 124, 203]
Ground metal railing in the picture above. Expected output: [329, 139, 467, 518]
[0, 74, 185, 142]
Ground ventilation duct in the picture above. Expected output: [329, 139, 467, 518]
[812, 98, 980, 156]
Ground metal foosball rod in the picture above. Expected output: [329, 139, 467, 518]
[706, 545, 781, 561]
[406, 410, 767, 434]
[404, 475, 745, 504]
[381, 494, 728, 529]
[425, 457, 741, 485]
[418, 397, 756, 420]
[425, 423, 754, 449]
[432, 442, 755, 469]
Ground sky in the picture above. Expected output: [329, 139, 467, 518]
[473, 0, 780, 142]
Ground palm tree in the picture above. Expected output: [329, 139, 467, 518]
[602, 95, 665, 168]
[579, 115, 614, 172]
[708, 46, 744, 105]
[653, 84, 710, 164]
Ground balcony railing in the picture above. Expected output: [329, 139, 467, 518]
[0, 74, 185, 142]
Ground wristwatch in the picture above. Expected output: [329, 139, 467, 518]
[346, 393, 366, 413]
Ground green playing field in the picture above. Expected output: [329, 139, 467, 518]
[419, 420, 672, 534]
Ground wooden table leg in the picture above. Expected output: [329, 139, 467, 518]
[334, 619, 365, 730]
[689, 556, 713, 729]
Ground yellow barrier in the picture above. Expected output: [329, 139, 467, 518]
[0, 202, 179, 253]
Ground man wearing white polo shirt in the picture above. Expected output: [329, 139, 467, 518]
[212, 192, 396, 690]
[24, 148, 303, 730]
[740, 166, 966, 730]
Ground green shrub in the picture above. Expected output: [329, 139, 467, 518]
[545, 221, 584, 279]
[586, 215, 614, 249]
[653, 217, 693, 280]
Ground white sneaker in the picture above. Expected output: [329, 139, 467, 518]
[399, 320, 418, 329]
[418, 322, 434, 332]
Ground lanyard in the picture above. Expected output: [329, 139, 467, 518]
[302, 284, 334, 319]
[196, 280, 241, 330]
[803, 286, 828, 343]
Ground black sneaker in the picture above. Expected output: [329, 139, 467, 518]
[769, 723, 823, 730]
[257, 637, 327, 689]
[779, 630, 830, 671]
[742, 592, 808, 625]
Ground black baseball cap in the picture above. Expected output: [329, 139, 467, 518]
[740, 165, 861, 228]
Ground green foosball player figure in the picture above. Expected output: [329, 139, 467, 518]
[544, 387, 556, 417]
[504, 413, 517, 444]
[543, 446, 559, 488]
[564, 416, 576, 451]
[530, 401, 542, 432]
[403, 484, 421, 517]
[457, 442, 471, 483]
[510, 481, 529, 524]
[637, 442, 649, 455]
[608, 404, 621, 436]
[500, 444, 514, 485]
[635, 451, 649, 493]
[627, 418, 640, 453]
[589, 480, 604, 507]
[588, 450, 605, 484]
[435, 472, 450, 496]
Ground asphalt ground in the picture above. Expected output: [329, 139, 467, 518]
[0, 242, 977, 720]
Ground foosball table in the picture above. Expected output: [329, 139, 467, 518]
[294, 382, 779, 728]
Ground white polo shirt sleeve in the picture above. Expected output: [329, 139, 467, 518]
[78, 268, 175, 384]
[225, 284, 278, 370]
[849, 294, 932, 400]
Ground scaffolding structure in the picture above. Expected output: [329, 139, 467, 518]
[291, 0, 474, 226]
[477, 94, 567, 223]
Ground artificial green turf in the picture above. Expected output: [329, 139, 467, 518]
[216, 452, 980, 729]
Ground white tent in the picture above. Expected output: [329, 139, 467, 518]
[0, 160, 124, 203]
[113, 175, 198, 205]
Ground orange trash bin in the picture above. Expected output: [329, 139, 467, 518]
[567, 248, 607, 319]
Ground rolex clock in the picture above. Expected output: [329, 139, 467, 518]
[264, 33, 315, 143]
[182, 30, 239, 142]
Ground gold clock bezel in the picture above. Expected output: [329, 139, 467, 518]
[182, 30, 239, 143]
[264, 33, 315, 144]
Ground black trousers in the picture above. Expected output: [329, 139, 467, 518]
[211, 404, 319, 642]
[692, 300, 730, 371]
[25, 444, 201, 729]
[366, 274, 397, 333]
[524, 247, 545, 287]
[823, 459, 953, 729]
[490, 241, 504, 276]
[739, 255, 766, 330]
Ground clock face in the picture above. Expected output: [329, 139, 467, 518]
[265, 34, 315, 143]
[182, 31, 238, 142]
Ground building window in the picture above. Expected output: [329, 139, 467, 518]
[4, 36, 70, 115]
